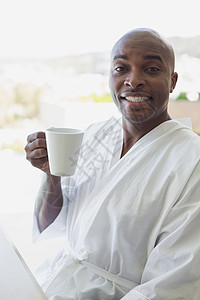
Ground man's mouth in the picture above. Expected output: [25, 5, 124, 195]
[124, 96, 151, 103]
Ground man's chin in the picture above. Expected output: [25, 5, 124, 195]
[121, 109, 155, 125]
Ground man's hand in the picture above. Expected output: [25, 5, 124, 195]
[25, 131, 63, 232]
[25, 131, 50, 174]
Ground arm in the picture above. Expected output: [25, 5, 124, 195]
[25, 131, 63, 232]
[34, 173, 63, 232]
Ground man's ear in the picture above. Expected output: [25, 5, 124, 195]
[170, 72, 178, 93]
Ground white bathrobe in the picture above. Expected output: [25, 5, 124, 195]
[34, 117, 200, 300]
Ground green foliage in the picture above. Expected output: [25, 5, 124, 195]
[0, 139, 25, 153]
[175, 92, 200, 101]
[81, 93, 113, 103]
[0, 82, 42, 128]
[175, 92, 188, 101]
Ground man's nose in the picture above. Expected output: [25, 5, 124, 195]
[124, 72, 145, 89]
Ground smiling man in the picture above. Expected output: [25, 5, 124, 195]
[25, 28, 200, 300]
[109, 28, 178, 156]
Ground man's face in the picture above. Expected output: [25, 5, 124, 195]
[109, 34, 178, 127]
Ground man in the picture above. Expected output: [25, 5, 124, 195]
[25, 28, 200, 299]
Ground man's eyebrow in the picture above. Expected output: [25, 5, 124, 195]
[143, 55, 162, 62]
[112, 54, 129, 62]
[112, 54, 163, 62]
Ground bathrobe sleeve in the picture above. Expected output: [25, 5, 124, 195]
[122, 162, 200, 300]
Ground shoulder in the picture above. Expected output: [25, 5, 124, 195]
[175, 120, 200, 147]
[166, 119, 200, 145]
[170, 119, 200, 162]
[154, 119, 200, 167]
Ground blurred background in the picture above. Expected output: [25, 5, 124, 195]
[0, 0, 200, 272]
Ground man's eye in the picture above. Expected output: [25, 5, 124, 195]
[115, 66, 125, 72]
[146, 67, 160, 72]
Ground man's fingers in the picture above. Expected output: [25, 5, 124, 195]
[26, 131, 46, 143]
[27, 147, 48, 160]
[25, 131, 50, 174]
[25, 138, 47, 153]
[25, 131, 47, 156]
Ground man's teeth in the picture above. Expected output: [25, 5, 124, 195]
[125, 96, 150, 102]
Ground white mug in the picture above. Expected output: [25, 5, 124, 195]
[46, 127, 84, 176]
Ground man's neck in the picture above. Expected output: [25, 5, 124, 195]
[121, 114, 171, 157]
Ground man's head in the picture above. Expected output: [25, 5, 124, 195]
[109, 28, 178, 128]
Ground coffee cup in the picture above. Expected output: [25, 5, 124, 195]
[46, 127, 84, 176]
